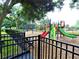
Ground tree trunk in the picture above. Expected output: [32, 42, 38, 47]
[16, 18, 20, 29]
[16, 20, 18, 29]
[0, 15, 4, 40]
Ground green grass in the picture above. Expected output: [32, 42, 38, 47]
[68, 31, 79, 36]
[1, 45, 21, 58]
[1, 31, 7, 34]
[0, 31, 22, 58]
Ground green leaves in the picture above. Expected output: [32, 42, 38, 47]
[11, 3, 23, 17]
[2, 17, 16, 28]
[0, 4, 4, 15]
[70, 0, 79, 9]
[1, 0, 79, 29]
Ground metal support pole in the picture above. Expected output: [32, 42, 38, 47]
[49, 19, 51, 38]
[38, 35, 40, 59]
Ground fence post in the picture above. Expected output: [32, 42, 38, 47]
[38, 35, 40, 59]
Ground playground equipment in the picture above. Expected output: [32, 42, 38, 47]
[59, 27, 76, 38]
[41, 20, 77, 40]
[41, 31, 48, 38]
[57, 21, 77, 38]
[41, 24, 56, 40]
[50, 24, 56, 40]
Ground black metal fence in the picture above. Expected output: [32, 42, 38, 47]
[0, 34, 79, 59]
[40, 37, 79, 59]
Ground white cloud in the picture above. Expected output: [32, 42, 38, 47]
[46, 0, 79, 26]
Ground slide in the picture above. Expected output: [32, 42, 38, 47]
[41, 32, 48, 38]
[59, 28, 77, 38]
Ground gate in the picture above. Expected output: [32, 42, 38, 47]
[0, 34, 79, 59]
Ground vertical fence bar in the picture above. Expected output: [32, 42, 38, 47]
[11, 40, 12, 57]
[51, 40, 53, 59]
[40, 38, 42, 59]
[21, 36, 23, 53]
[43, 38, 45, 59]
[72, 46, 74, 59]
[15, 43, 16, 56]
[65, 44, 68, 59]
[17, 39, 19, 56]
[35, 38, 36, 59]
[3, 35, 5, 58]
[60, 42, 62, 59]
[38, 35, 40, 59]
[45, 38, 47, 59]
[7, 40, 8, 59]
[12, 40, 14, 58]
[26, 37, 28, 59]
[55, 41, 57, 59]
[0, 42, 2, 59]
[32, 38, 35, 59]
[48, 39, 50, 59]
[28, 38, 30, 59]
[9, 36, 11, 58]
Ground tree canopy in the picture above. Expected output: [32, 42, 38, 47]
[0, 0, 79, 36]
[0, 0, 79, 21]
[0, 0, 79, 27]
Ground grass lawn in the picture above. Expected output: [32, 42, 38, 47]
[68, 31, 79, 36]
[1, 31, 7, 34]
[0, 31, 21, 58]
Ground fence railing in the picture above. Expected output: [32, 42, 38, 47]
[40, 37, 79, 59]
[0, 34, 79, 59]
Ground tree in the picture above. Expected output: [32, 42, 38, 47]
[0, 0, 14, 39]
[2, 3, 28, 29]
[39, 18, 50, 30]
[2, 14, 17, 29]
[10, 3, 24, 29]
[0, 0, 75, 25]
[0, 0, 79, 36]
[74, 20, 79, 30]
[70, 0, 79, 9]
[65, 24, 69, 30]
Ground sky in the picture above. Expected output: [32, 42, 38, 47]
[46, 0, 79, 26]
[0, 0, 5, 4]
